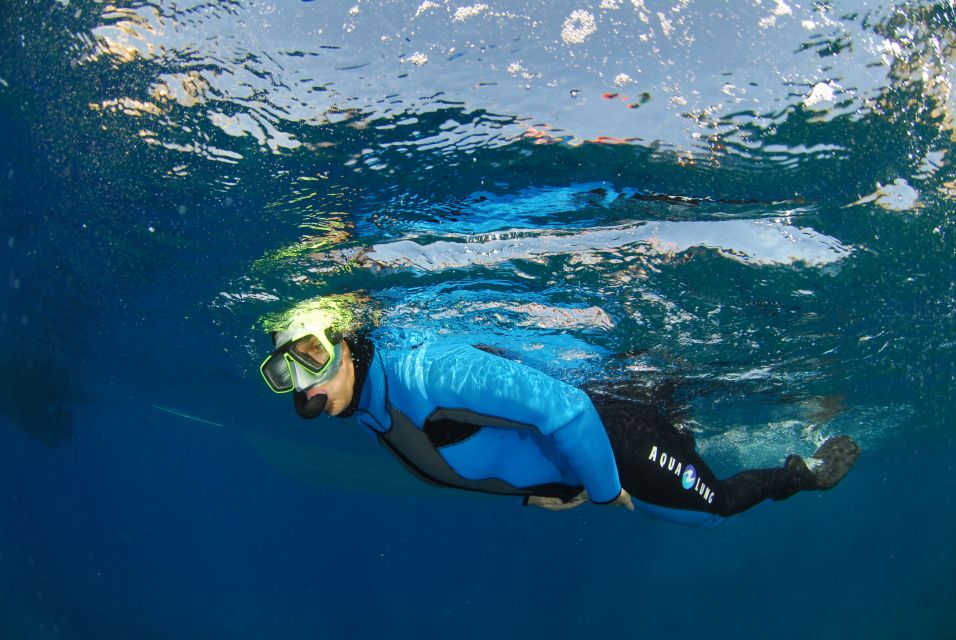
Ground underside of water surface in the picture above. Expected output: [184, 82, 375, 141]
[1, 1, 955, 638]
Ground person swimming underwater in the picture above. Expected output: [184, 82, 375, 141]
[259, 296, 859, 527]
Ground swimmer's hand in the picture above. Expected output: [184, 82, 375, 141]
[524, 488, 634, 511]
[610, 488, 634, 511]
[524, 490, 589, 511]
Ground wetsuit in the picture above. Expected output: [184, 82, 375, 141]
[340, 334, 809, 528]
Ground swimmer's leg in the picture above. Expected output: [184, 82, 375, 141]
[719, 435, 860, 515]
[717, 465, 807, 516]
[587, 390, 859, 524]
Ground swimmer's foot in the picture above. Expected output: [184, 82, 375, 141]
[785, 435, 861, 490]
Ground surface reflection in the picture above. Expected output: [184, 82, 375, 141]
[73, 0, 956, 167]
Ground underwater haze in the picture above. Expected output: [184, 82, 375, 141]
[1, 0, 955, 638]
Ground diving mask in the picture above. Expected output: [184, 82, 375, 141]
[260, 328, 343, 394]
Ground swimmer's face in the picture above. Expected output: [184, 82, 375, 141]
[304, 339, 355, 416]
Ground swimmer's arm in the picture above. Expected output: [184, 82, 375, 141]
[525, 488, 633, 511]
[416, 343, 625, 504]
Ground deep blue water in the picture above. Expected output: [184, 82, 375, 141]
[2, 1, 955, 638]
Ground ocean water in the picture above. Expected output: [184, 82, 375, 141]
[1, 0, 955, 638]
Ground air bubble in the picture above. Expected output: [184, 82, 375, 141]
[561, 10, 597, 44]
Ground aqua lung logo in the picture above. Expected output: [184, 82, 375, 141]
[681, 465, 697, 490]
[648, 446, 715, 504]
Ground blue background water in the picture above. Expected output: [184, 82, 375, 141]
[1, 1, 955, 638]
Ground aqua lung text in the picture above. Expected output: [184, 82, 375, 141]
[648, 445, 715, 504]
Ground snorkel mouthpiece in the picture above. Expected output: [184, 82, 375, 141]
[294, 390, 328, 419]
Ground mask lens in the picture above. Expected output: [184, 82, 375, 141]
[288, 343, 341, 391]
[260, 352, 294, 393]
[289, 334, 332, 373]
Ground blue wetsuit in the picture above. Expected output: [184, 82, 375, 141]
[340, 335, 810, 528]
[350, 337, 622, 503]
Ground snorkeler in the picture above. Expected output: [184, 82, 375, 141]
[259, 297, 860, 527]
